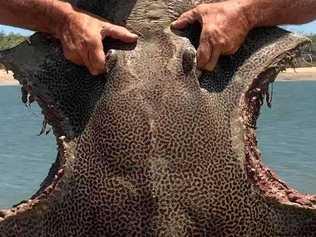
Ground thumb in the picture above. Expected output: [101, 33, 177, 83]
[171, 8, 199, 29]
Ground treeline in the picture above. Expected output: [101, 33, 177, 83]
[0, 32, 25, 50]
[300, 34, 316, 67]
[0, 32, 315, 65]
[308, 34, 316, 51]
[309, 34, 316, 43]
[1, 31, 315, 49]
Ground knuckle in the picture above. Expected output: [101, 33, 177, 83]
[223, 47, 233, 55]
[217, 39, 227, 48]
[227, 46, 238, 55]
[102, 22, 110, 31]
[200, 33, 208, 43]
[90, 41, 99, 49]
[85, 37, 98, 47]
[180, 11, 190, 20]
[106, 25, 116, 35]
[197, 4, 209, 16]
[187, 7, 200, 20]
[204, 26, 214, 37]
[202, 32, 211, 41]
[224, 42, 237, 54]
[196, 4, 205, 13]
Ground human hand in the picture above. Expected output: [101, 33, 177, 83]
[55, 8, 138, 75]
[172, 1, 252, 71]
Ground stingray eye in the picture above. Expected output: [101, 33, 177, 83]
[105, 49, 118, 73]
[182, 48, 196, 75]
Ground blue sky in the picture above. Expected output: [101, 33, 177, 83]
[284, 20, 316, 34]
[0, 25, 33, 35]
[0, 20, 316, 36]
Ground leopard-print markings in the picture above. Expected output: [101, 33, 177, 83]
[0, 0, 315, 236]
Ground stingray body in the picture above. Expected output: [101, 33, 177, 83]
[0, 0, 315, 236]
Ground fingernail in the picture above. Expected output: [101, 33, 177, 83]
[90, 70, 99, 76]
[131, 33, 138, 39]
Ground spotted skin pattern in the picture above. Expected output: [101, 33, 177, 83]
[0, 0, 316, 236]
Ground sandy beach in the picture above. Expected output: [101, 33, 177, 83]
[0, 67, 315, 86]
[278, 67, 316, 81]
[0, 70, 18, 86]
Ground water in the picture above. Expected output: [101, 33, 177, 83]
[0, 82, 315, 208]
[257, 81, 316, 194]
[0, 86, 56, 208]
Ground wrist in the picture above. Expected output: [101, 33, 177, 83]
[47, 0, 74, 38]
[238, 0, 259, 29]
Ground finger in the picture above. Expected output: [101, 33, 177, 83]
[87, 40, 106, 75]
[103, 24, 138, 43]
[204, 47, 221, 71]
[62, 45, 84, 66]
[79, 38, 107, 75]
[61, 35, 85, 65]
[196, 30, 212, 69]
[171, 9, 199, 29]
[77, 40, 97, 75]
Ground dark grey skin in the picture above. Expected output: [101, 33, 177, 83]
[0, 0, 316, 236]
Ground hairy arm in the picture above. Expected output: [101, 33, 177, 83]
[0, 0, 138, 75]
[246, 0, 316, 27]
[172, 0, 316, 71]
[0, 0, 69, 36]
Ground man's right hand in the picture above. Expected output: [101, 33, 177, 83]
[56, 8, 138, 75]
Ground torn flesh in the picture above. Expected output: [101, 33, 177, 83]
[0, 82, 68, 222]
[242, 50, 316, 210]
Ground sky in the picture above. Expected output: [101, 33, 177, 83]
[284, 20, 316, 34]
[0, 20, 316, 36]
[0, 25, 33, 35]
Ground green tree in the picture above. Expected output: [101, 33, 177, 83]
[0, 32, 25, 50]
[0, 32, 315, 66]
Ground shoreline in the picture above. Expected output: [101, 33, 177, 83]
[0, 70, 19, 86]
[277, 67, 316, 81]
[0, 67, 316, 86]
[0, 80, 19, 86]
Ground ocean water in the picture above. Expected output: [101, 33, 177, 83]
[257, 81, 316, 194]
[0, 82, 315, 208]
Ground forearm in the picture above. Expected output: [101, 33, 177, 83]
[242, 0, 316, 28]
[0, 0, 73, 36]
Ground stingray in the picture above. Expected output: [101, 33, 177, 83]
[0, 0, 315, 236]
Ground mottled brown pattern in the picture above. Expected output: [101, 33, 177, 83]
[0, 0, 315, 236]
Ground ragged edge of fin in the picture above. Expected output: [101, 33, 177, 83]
[0, 34, 77, 227]
[238, 30, 316, 211]
[0, 33, 74, 139]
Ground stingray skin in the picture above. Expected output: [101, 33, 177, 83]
[0, 0, 315, 236]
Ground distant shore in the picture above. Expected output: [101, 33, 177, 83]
[0, 70, 18, 86]
[0, 67, 316, 86]
[278, 67, 316, 81]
